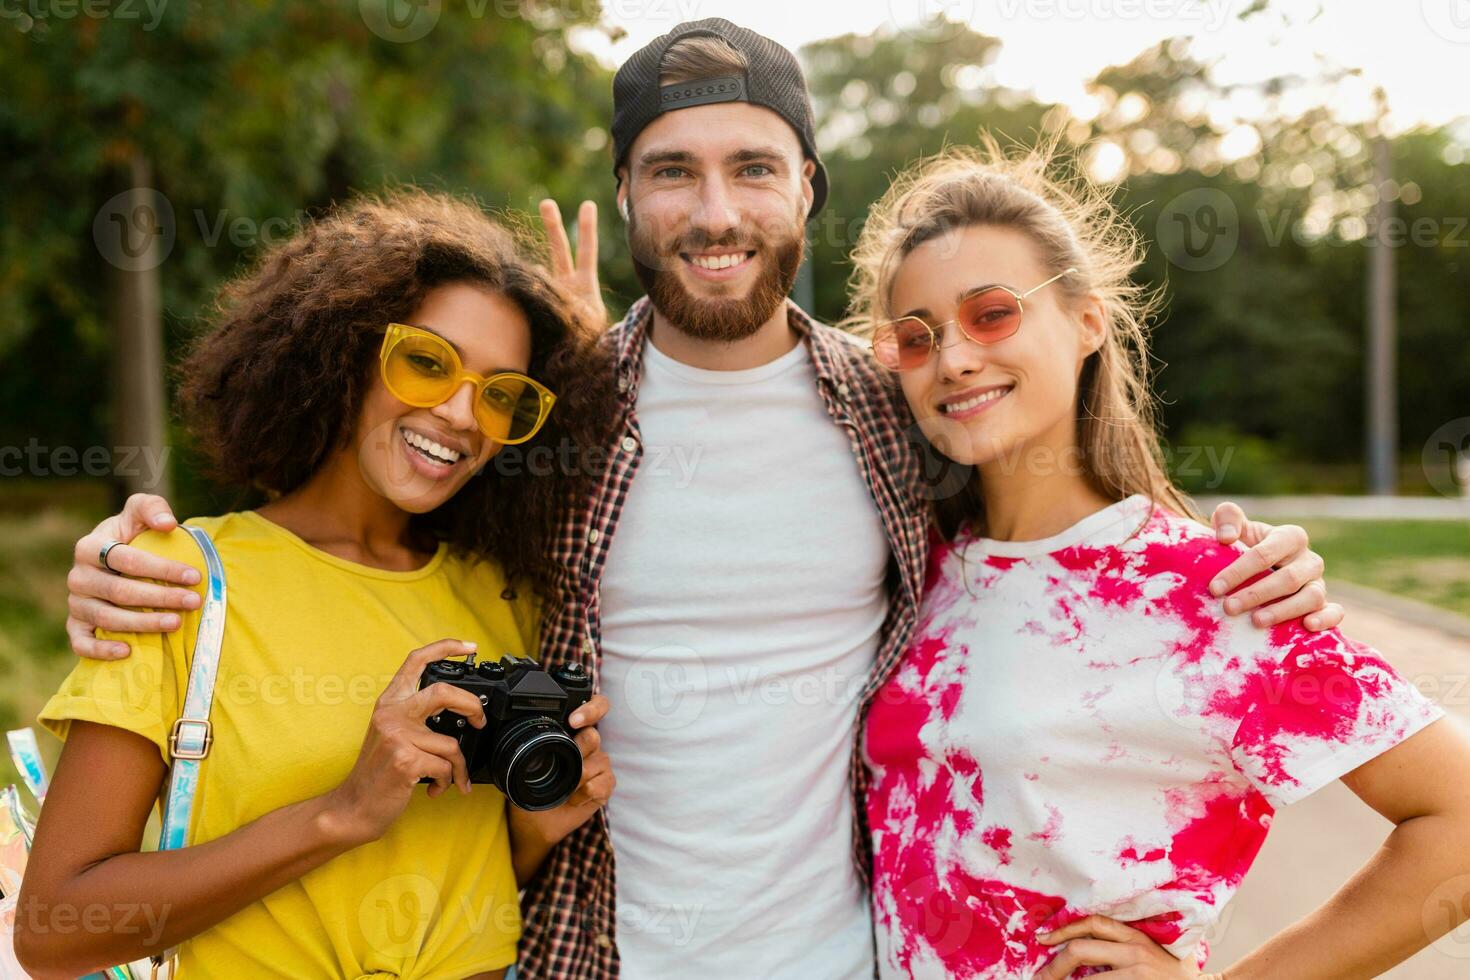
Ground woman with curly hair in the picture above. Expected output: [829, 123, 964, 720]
[16, 190, 617, 979]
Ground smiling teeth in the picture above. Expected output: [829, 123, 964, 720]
[943, 388, 1011, 414]
[689, 252, 749, 270]
[401, 427, 461, 464]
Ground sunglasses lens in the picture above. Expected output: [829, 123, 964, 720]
[385, 327, 552, 443]
[958, 288, 1023, 344]
[873, 318, 935, 371]
[384, 334, 456, 406]
[476, 377, 548, 443]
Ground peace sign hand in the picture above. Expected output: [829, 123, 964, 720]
[538, 199, 607, 331]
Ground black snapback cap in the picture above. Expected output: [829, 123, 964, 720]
[611, 17, 829, 219]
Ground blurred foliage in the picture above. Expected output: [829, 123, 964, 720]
[802, 19, 1469, 489]
[1168, 423, 1291, 496]
[0, 0, 639, 514]
[2, 5, 1468, 507]
[0, 505, 93, 791]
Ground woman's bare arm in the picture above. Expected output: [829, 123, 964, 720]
[1038, 717, 1470, 979]
[15, 638, 489, 978]
[14, 721, 357, 977]
[1221, 717, 1470, 978]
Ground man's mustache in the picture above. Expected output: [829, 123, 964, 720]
[656, 231, 765, 257]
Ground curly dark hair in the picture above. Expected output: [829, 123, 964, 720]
[176, 188, 615, 600]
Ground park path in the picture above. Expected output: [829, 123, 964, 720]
[1208, 591, 1470, 977]
[1193, 495, 1470, 521]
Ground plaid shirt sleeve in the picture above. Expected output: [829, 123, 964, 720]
[515, 300, 929, 979]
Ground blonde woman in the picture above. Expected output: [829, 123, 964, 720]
[850, 140, 1470, 979]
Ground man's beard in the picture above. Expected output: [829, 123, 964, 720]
[628, 208, 805, 343]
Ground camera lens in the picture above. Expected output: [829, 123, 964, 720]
[521, 753, 554, 782]
[490, 717, 582, 811]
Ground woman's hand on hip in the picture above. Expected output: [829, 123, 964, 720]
[1036, 914, 1208, 979]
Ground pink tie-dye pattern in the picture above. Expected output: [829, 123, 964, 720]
[866, 501, 1441, 979]
[866, 613, 1076, 976]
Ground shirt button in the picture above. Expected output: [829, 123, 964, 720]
[595, 933, 613, 949]
[837, 382, 851, 400]
[617, 375, 630, 392]
[621, 435, 638, 453]
[582, 638, 594, 654]
[587, 529, 600, 544]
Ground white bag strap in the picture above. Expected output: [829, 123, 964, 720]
[151, 523, 227, 975]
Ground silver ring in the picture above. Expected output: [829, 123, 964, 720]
[99, 539, 124, 573]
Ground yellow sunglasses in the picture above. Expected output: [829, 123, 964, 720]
[379, 323, 557, 445]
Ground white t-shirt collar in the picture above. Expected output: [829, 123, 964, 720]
[962, 493, 1155, 559]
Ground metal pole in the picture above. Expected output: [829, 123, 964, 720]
[1366, 99, 1397, 496]
[110, 152, 174, 500]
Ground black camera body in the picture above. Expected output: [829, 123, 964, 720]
[419, 654, 594, 811]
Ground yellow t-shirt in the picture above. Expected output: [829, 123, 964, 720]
[40, 511, 536, 979]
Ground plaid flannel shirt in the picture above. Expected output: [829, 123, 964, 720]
[517, 296, 929, 979]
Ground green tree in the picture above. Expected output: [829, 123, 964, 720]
[799, 20, 1469, 488]
[1, 0, 621, 509]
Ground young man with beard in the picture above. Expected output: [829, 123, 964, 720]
[64, 18, 1342, 978]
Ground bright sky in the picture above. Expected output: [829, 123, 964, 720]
[573, 0, 1470, 132]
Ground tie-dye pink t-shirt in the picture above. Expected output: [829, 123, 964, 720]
[864, 495, 1442, 979]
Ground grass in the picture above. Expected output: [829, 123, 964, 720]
[1292, 518, 1470, 620]
[0, 504, 102, 794]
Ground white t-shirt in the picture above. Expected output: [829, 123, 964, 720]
[598, 335, 891, 978]
[865, 495, 1443, 979]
